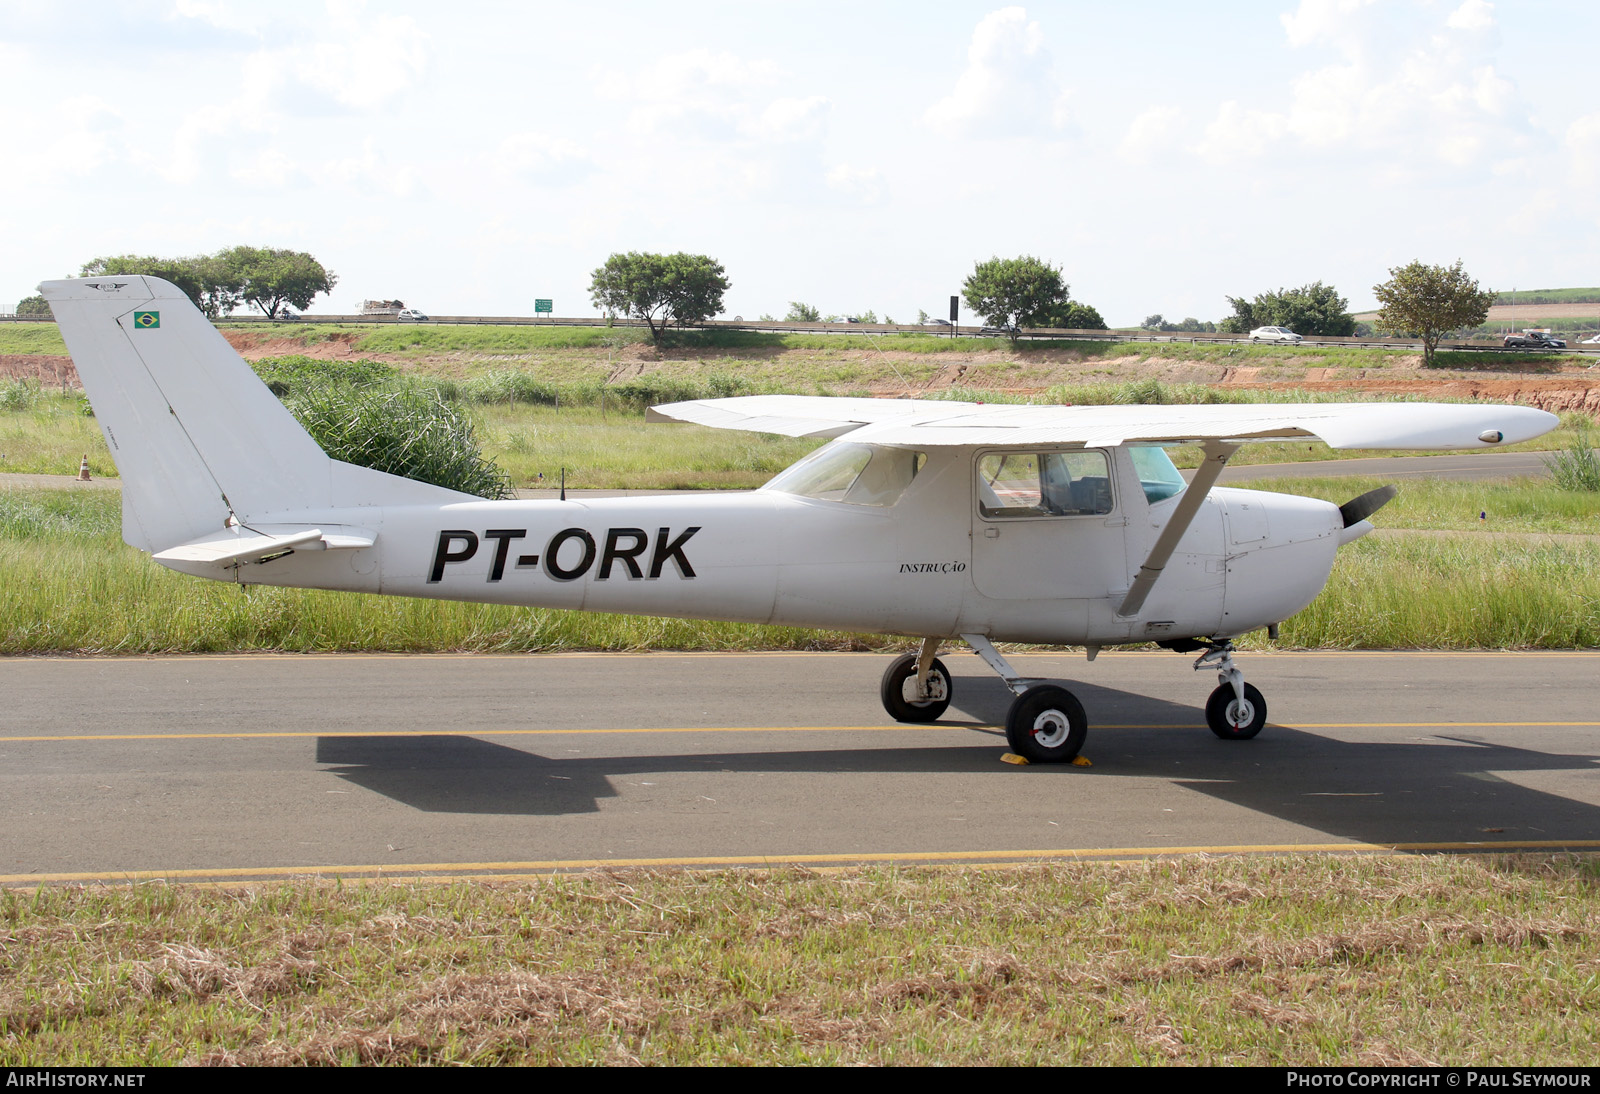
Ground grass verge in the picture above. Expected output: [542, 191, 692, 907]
[3, 855, 1597, 1065]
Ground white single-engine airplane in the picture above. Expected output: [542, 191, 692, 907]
[41, 276, 1558, 762]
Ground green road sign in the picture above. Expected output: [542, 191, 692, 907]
[535, 299, 553, 314]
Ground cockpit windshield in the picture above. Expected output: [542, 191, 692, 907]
[1130, 446, 1186, 503]
[762, 442, 926, 506]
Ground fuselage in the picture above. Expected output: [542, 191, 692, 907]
[166, 442, 1349, 646]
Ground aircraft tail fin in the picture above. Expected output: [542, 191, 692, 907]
[40, 276, 467, 554]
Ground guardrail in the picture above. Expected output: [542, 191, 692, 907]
[4, 310, 1596, 355]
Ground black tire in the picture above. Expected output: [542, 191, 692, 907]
[880, 652, 953, 723]
[1004, 685, 1088, 763]
[1206, 682, 1266, 740]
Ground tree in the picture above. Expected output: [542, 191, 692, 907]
[1046, 301, 1107, 330]
[1218, 282, 1355, 337]
[1373, 260, 1495, 368]
[784, 301, 820, 322]
[589, 252, 729, 341]
[15, 294, 50, 317]
[962, 255, 1104, 339]
[1271, 281, 1356, 337]
[80, 247, 335, 319]
[82, 253, 214, 313]
[962, 255, 1068, 337]
[217, 245, 336, 319]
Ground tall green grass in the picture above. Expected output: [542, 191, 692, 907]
[1542, 432, 1600, 492]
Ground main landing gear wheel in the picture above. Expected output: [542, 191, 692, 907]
[1004, 685, 1088, 763]
[1206, 682, 1266, 740]
[880, 652, 953, 723]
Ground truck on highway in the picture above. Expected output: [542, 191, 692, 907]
[1503, 328, 1568, 349]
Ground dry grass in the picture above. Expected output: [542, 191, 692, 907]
[3, 855, 1598, 1065]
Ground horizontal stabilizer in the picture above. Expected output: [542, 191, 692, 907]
[153, 524, 377, 567]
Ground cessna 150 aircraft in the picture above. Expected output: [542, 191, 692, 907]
[41, 276, 1558, 763]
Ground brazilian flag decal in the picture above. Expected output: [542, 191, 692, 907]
[133, 311, 160, 329]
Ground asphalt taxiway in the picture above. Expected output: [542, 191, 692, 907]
[4, 651, 1597, 885]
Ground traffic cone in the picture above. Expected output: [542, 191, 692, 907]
[77, 454, 91, 481]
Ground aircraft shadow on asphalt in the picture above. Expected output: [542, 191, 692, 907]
[316, 675, 1600, 847]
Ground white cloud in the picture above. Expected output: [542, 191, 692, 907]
[1446, 0, 1495, 32]
[297, 1, 427, 110]
[596, 49, 785, 140]
[1566, 113, 1600, 188]
[1280, 0, 1380, 49]
[825, 164, 883, 205]
[755, 96, 831, 143]
[1207, 0, 1529, 168]
[924, 7, 1069, 138]
[1118, 107, 1184, 161]
[495, 133, 595, 185]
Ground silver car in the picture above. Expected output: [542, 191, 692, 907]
[1249, 325, 1303, 344]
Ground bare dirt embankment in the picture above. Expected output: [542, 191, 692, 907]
[8, 331, 1600, 420]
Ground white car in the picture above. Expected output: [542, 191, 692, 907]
[1249, 326, 1303, 344]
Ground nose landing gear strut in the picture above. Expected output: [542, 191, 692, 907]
[1196, 639, 1267, 740]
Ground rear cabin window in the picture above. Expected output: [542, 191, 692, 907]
[977, 451, 1112, 518]
[763, 443, 926, 507]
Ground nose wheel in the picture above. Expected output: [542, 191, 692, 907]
[1205, 681, 1266, 739]
[1195, 640, 1267, 740]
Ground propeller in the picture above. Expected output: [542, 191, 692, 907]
[1338, 485, 1398, 528]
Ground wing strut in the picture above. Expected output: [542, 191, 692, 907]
[1117, 441, 1239, 619]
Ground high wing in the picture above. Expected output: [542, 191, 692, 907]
[647, 394, 1556, 450]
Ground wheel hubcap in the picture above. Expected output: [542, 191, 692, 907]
[1228, 700, 1254, 729]
[1032, 709, 1070, 748]
[902, 673, 948, 706]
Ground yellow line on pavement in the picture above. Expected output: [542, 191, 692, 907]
[5, 720, 1597, 743]
[8, 840, 1600, 886]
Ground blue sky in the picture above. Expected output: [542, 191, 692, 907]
[3, 0, 1596, 325]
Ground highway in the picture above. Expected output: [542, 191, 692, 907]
[4, 651, 1598, 884]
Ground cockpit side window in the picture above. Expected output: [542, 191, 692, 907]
[763, 442, 926, 506]
[977, 450, 1112, 518]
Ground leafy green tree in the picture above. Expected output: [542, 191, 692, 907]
[81, 254, 213, 313]
[1218, 282, 1355, 337]
[1217, 295, 1259, 334]
[1373, 260, 1495, 367]
[1046, 301, 1107, 330]
[962, 256, 1104, 339]
[81, 247, 334, 319]
[963, 255, 1068, 337]
[589, 252, 729, 341]
[15, 294, 50, 317]
[1142, 313, 1165, 330]
[1271, 281, 1356, 337]
[217, 245, 337, 319]
[784, 301, 821, 322]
